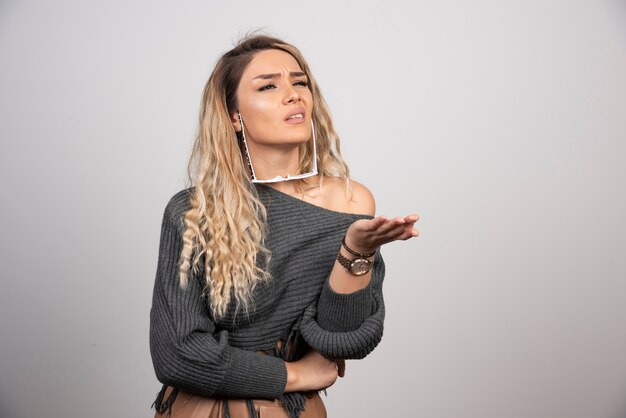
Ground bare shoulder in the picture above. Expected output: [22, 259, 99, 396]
[348, 179, 376, 216]
[317, 177, 376, 216]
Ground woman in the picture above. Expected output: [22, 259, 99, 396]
[150, 34, 419, 418]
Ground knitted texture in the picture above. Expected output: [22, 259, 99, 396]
[149, 183, 386, 400]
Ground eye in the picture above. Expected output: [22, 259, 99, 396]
[294, 80, 308, 87]
[257, 83, 276, 91]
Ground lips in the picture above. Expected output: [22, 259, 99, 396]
[284, 107, 306, 121]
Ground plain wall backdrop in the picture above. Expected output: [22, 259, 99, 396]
[1, 1, 625, 417]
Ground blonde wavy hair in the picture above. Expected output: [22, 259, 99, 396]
[180, 34, 351, 320]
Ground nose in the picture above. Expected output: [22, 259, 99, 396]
[284, 83, 302, 104]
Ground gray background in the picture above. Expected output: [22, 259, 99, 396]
[1, 1, 625, 417]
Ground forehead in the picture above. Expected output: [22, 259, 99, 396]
[242, 49, 304, 79]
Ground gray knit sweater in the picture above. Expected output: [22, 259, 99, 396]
[149, 183, 386, 400]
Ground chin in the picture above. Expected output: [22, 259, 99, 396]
[281, 127, 311, 144]
[281, 136, 310, 146]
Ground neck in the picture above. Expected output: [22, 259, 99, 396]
[247, 142, 301, 181]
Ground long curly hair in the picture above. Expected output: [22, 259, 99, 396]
[180, 33, 351, 320]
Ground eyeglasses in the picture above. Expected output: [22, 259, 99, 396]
[237, 112, 318, 184]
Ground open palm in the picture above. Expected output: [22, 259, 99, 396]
[345, 214, 420, 254]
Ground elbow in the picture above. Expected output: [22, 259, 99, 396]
[150, 343, 223, 397]
[300, 305, 385, 360]
[151, 347, 188, 390]
[304, 320, 384, 360]
[154, 364, 179, 389]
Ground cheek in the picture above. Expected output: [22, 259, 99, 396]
[241, 97, 279, 131]
[304, 91, 314, 111]
[240, 90, 275, 114]
[238, 95, 279, 139]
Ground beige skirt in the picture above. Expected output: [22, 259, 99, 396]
[154, 386, 327, 418]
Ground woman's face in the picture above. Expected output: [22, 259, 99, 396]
[233, 49, 313, 147]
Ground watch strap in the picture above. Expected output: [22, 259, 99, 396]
[336, 251, 373, 276]
[341, 236, 376, 258]
[336, 251, 353, 271]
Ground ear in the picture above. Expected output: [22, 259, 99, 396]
[231, 111, 242, 133]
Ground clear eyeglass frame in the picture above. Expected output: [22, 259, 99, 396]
[237, 111, 318, 184]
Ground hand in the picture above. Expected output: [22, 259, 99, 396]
[284, 350, 345, 392]
[345, 214, 420, 254]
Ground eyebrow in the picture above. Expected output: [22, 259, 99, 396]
[252, 71, 307, 80]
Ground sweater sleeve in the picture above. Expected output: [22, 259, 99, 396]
[299, 252, 386, 360]
[149, 195, 287, 398]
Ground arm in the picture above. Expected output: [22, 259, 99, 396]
[299, 250, 386, 359]
[300, 184, 419, 360]
[149, 194, 287, 398]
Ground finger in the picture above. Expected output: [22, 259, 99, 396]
[404, 214, 420, 223]
[352, 216, 387, 234]
[374, 217, 407, 235]
[366, 216, 388, 231]
[380, 225, 419, 243]
[382, 221, 414, 239]
[399, 228, 420, 240]
[336, 359, 346, 377]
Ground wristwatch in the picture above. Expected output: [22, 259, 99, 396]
[336, 237, 376, 276]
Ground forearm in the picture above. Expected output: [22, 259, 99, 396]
[283, 350, 341, 392]
[151, 315, 288, 398]
[314, 239, 379, 333]
[299, 252, 386, 360]
[327, 244, 372, 294]
[285, 361, 298, 391]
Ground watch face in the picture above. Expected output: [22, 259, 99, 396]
[350, 259, 371, 276]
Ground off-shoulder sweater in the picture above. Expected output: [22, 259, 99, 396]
[149, 183, 386, 400]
